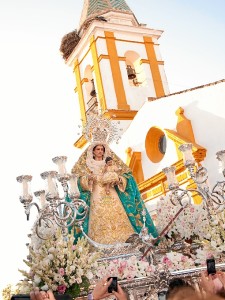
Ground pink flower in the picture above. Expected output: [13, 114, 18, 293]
[162, 256, 169, 263]
[128, 265, 136, 271]
[117, 266, 124, 274]
[112, 259, 119, 264]
[146, 265, 153, 272]
[181, 256, 187, 262]
[126, 273, 135, 280]
[120, 261, 127, 268]
[72, 245, 76, 250]
[58, 268, 65, 276]
[57, 285, 67, 294]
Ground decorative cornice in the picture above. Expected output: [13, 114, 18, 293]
[165, 129, 207, 163]
[106, 109, 137, 120]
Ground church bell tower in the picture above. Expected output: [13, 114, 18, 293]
[60, 0, 169, 148]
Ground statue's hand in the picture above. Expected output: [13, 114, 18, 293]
[88, 174, 96, 183]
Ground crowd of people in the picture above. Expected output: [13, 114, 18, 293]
[28, 271, 225, 300]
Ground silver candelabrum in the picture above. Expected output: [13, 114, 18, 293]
[16, 156, 89, 239]
[162, 143, 225, 224]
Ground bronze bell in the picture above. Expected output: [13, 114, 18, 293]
[126, 65, 136, 79]
[90, 79, 96, 97]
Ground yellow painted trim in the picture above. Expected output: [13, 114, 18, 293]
[106, 109, 137, 120]
[128, 151, 144, 184]
[143, 36, 165, 98]
[98, 54, 109, 62]
[81, 78, 89, 85]
[90, 36, 107, 111]
[175, 107, 195, 143]
[73, 59, 86, 125]
[125, 147, 132, 165]
[74, 135, 87, 149]
[74, 35, 164, 68]
[98, 54, 126, 63]
[140, 59, 164, 65]
[145, 127, 165, 163]
[104, 31, 130, 110]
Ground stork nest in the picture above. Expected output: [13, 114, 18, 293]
[59, 30, 81, 61]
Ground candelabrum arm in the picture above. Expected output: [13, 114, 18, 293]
[25, 202, 40, 221]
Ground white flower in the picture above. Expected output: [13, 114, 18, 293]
[34, 275, 41, 285]
[211, 240, 218, 248]
[48, 247, 56, 253]
[48, 254, 54, 260]
[86, 271, 94, 280]
[41, 284, 49, 291]
[76, 277, 82, 284]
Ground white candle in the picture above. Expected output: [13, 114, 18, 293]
[179, 143, 195, 165]
[52, 156, 67, 175]
[163, 166, 178, 186]
[216, 150, 225, 171]
[57, 160, 66, 175]
[22, 180, 28, 196]
[47, 175, 57, 196]
[69, 175, 79, 194]
[39, 192, 47, 208]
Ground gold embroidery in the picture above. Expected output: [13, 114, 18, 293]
[88, 183, 134, 244]
[71, 143, 134, 244]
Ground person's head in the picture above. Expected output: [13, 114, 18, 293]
[166, 286, 196, 300]
[93, 144, 105, 160]
[166, 278, 194, 300]
[105, 156, 113, 166]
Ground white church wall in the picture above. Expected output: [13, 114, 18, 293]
[119, 81, 225, 187]
[96, 35, 108, 55]
[99, 59, 118, 108]
[114, 31, 146, 43]
[94, 28, 106, 39]
[78, 51, 93, 78]
[158, 64, 170, 95]
[142, 63, 157, 96]
[153, 42, 163, 61]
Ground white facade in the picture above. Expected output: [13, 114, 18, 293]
[117, 80, 225, 189]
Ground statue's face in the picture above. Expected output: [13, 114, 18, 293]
[107, 160, 113, 166]
[93, 145, 105, 160]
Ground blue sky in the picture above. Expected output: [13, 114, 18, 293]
[0, 0, 225, 293]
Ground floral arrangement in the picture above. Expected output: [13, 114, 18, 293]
[156, 196, 225, 252]
[95, 255, 155, 280]
[18, 229, 100, 298]
[160, 252, 195, 271]
[4, 195, 225, 300]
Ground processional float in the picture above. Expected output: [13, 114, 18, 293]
[16, 113, 225, 299]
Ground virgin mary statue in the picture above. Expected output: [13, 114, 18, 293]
[70, 114, 158, 245]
